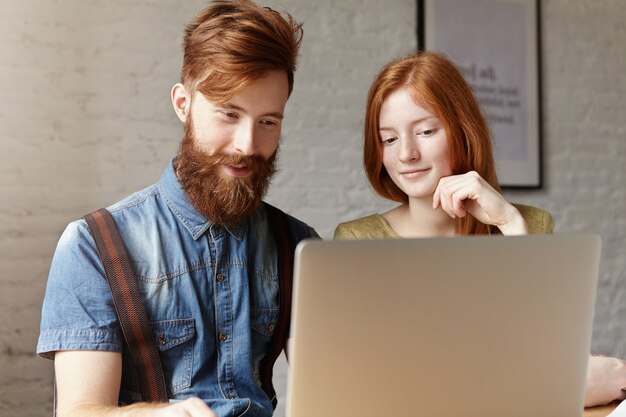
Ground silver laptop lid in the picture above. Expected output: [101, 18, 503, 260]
[286, 234, 600, 417]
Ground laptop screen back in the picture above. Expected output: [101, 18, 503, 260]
[286, 234, 600, 417]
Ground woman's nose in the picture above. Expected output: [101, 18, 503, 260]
[398, 137, 420, 162]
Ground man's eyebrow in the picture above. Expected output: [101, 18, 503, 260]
[220, 103, 284, 119]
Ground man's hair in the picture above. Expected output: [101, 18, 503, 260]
[181, 0, 303, 102]
[363, 51, 500, 235]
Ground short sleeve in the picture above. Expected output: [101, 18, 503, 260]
[541, 211, 555, 234]
[514, 204, 555, 235]
[37, 220, 123, 359]
[333, 223, 357, 240]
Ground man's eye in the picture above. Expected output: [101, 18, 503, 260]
[221, 111, 238, 119]
[260, 120, 277, 126]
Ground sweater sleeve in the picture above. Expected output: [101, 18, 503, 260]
[513, 204, 555, 234]
[333, 222, 359, 240]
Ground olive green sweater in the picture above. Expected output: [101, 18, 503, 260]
[334, 204, 554, 240]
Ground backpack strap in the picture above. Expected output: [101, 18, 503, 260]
[261, 204, 296, 408]
[83, 208, 168, 403]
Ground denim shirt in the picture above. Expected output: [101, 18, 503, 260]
[37, 160, 318, 417]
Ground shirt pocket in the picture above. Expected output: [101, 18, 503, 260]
[250, 309, 279, 384]
[250, 308, 279, 337]
[120, 318, 195, 398]
[153, 318, 195, 395]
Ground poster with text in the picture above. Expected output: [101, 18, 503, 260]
[420, 0, 541, 187]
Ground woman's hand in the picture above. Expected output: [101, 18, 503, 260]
[585, 355, 626, 408]
[432, 171, 528, 235]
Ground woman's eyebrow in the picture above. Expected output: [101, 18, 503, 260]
[379, 116, 436, 131]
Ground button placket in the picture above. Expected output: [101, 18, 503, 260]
[209, 229, 237, 400]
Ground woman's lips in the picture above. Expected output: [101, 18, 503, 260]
[401, 168, 430, 178]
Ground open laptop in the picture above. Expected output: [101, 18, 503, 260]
[285, 234, 601, 417]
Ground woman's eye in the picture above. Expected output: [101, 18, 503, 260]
[419, 128, 435, 137]
[382, 137, 397, 145]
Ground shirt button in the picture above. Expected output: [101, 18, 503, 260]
[268, 323, 275, 332]
[216, 272, 224, 282]
[219, 332, 228, 342]
[158, 336, 167, 346]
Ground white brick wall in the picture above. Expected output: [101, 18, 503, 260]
[503, 0, 626, 358]
[0, 1, 623, 415]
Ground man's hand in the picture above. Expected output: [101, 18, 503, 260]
[585, 355, 626, 408]
[152, 398, 217, 417]
[433, 171, 528, 235]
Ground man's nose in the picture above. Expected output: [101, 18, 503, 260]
[233, 122, 256, 156]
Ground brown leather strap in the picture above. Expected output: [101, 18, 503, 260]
[84, 208, 168, 403]
[261, 204, 295, 408]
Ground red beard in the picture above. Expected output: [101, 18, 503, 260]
[174, 120, 278, 226]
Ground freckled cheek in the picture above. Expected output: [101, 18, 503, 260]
[381, 152, 396, 175]
[433, 145, 453, 175]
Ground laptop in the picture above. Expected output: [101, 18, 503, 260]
[285, 234, 601, 417]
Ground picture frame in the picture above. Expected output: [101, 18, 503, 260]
[417, 0, 542, 188]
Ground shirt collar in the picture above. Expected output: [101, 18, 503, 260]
[158, 158, 246, 241]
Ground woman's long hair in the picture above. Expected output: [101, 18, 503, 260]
[364, 51, 500, 235]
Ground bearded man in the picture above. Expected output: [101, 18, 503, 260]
[37, 2, 317, 416]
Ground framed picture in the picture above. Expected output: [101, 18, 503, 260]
[418, 0, 542, 188]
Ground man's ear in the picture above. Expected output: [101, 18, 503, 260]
[171, 83, 190, 123]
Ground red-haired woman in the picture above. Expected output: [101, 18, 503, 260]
[334, 51, 626, 407]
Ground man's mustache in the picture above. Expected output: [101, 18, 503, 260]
[189, 151, 272, 175]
